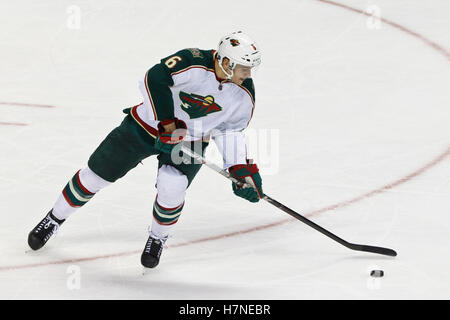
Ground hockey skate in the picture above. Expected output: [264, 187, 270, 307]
[141, 232, 167, 269]
[28, 210, 65, 250]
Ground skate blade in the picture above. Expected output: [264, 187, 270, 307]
[25, 248, 39, 254]
[142, 267, 150, 275]
[25, 246, 48, 254]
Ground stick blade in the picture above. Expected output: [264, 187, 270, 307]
[350, 244, 397, 257]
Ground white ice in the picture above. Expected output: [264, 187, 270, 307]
[0, 0, 449, 299]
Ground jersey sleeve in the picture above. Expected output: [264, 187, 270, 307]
[212, 131, 247, 169]
[212, 79, 256, 169]
[143, 49, 199, 121]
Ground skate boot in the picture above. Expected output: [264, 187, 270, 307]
[141, 233, 168, 268]
[28, 210, 65, 250]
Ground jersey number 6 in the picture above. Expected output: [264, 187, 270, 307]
[165, 56, 182, 69]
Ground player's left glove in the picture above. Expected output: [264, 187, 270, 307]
[228, 161, 263, 203]
[154, 118, 187, 154]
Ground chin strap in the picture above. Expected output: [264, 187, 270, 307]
[217, 61, 234, 90]
[216, 55, 236, 90]
[219, 63, 233, 80]
[217, 55, 235, 80]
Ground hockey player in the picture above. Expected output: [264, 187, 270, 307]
[28, 31, 263, 269]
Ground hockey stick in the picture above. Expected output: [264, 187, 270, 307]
[180, 146, 397, 257]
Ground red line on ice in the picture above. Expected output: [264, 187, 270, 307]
[316, 0, 450, 61]
[0, 122, 28, 126]
[1, 0, 449, 272]
[0, 102, 55, 108]
[2, 147, 449, 272]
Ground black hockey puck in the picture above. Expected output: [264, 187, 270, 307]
[370, 270, 384, 277]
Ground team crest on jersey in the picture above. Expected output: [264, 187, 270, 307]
[179, 91, 222, 119]
[187, 48, 203, 58]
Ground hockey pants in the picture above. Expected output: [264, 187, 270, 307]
[52, 113, 208, 237]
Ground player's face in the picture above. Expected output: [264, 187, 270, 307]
[231, 64, 252, 85]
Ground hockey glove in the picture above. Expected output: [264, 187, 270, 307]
[229, 162, 263, 203]
[154, 118, 187, 154]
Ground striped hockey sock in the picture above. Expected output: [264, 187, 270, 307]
[52, 167, 111, 221]
[152, 197, 184, 226]
[62, 170, 96, 208]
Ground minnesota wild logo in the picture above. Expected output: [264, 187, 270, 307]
[179, 91, 222, 119]
[230, 39, 240, 47]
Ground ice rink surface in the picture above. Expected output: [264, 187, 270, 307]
[1, 0, 449, 299]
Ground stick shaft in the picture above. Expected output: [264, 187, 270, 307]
[181, 146, 397, 257]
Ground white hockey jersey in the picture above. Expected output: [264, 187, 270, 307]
[129, 48, 255, 168]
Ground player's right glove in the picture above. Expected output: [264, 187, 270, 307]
[228, 161, 263, 203]
[154, 118, 187, 154]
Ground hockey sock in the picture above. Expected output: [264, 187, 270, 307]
[151, 197, 184, 238]
[52, 167, 111, 220]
